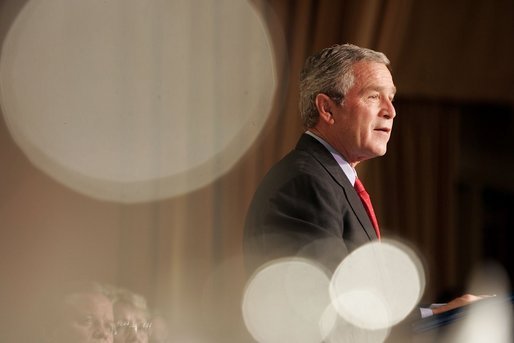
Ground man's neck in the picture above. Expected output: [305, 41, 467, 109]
[305, 130, 358, 185]
[306, 129, 359, 168]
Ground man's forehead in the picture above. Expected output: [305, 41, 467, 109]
[65, 292, 112, 313]
[351, 61, 396, 92]
[114, 302, 147, 321]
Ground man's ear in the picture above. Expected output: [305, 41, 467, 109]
[314, 93, 334, 124]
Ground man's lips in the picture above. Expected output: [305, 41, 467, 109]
[374, 127, 391, 133]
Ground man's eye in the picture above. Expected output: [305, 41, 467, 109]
[368, 94, 379, 100]
[76, 316, 94, 326]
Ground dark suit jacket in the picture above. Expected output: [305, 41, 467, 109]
[244, 133, 378, 273]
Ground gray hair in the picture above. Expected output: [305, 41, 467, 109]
[109, 286, 150, 318]
[43, 281, 115, 342]
[299, 44, 391, 128]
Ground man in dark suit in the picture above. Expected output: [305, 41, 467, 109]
[244, 43, 395, 273]
[243, 44, 486, 331]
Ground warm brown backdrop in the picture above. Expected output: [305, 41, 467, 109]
[1, 0, 513, 341]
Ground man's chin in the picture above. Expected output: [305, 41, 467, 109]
[375, 144, 388, 157]
[368, 147, 388, 159]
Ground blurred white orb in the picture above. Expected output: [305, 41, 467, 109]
[443, 263, 513, 343]
[0, 0, 277, 202]
[330, 240, 425, 330]
[242, 258, 335, 343]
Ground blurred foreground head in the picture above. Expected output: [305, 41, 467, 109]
[148, 314, 171, 343]
[45, 281, 115, 343]
[110, 288, 151, 343]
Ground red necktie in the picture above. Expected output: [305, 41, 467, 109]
[354, 178, 381, 239]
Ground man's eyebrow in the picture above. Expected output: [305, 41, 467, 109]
[362, 85, 397, 95]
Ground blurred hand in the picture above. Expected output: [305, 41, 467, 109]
[432, 294, 494, 315]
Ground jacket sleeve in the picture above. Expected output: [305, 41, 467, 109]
[245, 173, 349, 273]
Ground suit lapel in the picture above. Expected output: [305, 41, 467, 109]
[296, 134, 378, 240]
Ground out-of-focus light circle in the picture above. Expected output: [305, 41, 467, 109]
[449, 299, 513, 343]
[332, 290, 391, 330]
[443, 263, 513, 343]
[242, 258, 335, 343]
[0, 0, 277, 202]
[330, 240, 425, 330]
[318, 303, 390, 343]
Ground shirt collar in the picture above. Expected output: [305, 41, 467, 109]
[305, 131, 357, 186]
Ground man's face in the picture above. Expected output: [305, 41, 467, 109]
[328, 61, 396, 165]
[114, 302, 150, 343]
[148, 316, 170, 343]
[57, 292, 115, 343]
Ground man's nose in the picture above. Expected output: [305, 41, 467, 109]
[381, 98, 396, 119]
[92, 327, 110, 340]
[125, 330, 143, 343]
